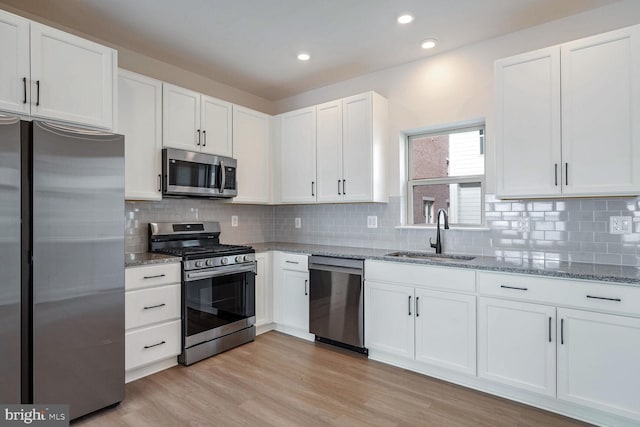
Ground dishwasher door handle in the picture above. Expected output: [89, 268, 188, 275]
[308, 264, 363, 276]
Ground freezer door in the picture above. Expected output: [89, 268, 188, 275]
[32, 121, 125, 419]
[0, 116, 21, 403]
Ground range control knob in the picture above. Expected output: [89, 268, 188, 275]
[243, 255, 250, 262]
[235, 256, 243, 262]
[195, 260, 204, 268]
[205, 259, 214, 267]
[220, 257, 229, 265]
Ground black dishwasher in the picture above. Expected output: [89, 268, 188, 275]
[308, 256, 367, 354]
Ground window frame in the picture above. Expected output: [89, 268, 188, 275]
[406, 124, 486, 228]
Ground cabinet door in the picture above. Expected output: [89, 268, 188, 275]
[232, 105, 271, 204]
[279, 107, 317, 203]
[478, 297, 556, 397]
[495, 47, 561, 198]
[316, 100, 343, 202]
[0, 10, 29, 115]
[30, 22, 114, 129]
[162, 83, 201, 151]
[118, 70, 162, 201]
[200, 95, 232, 157]
[415, 289, 476, 376]
[254, 252, 272, 327]
[281, 269, 309, 332]
[342, 93, 374, 202]
[557, 308, 640, 421]
[364, 281, 414, 360]
[561, 26, 640, 196]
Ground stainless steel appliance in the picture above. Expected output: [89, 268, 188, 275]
[162, 148, 237, 198]
[0, 118, 125, 419]
[148, 222, 256, 365]
[309, 256, 367, 354]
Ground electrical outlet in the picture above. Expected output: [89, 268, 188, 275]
[231, 215, 238, 227]
[295, 218, 301, 229]
[610, 216, 632, 234]
[367, 216, 378, 229]
[517, 217, 530, 233]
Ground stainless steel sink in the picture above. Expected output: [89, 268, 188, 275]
[385, 251, 475, 262]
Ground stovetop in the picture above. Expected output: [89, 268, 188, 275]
[153, 244, 254, 260]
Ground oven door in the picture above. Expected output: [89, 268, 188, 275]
[183, 263, 256, 348]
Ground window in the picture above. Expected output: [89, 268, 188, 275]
[407, 125, 485, 226]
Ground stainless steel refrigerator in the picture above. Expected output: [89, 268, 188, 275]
[0, 117, 125, 420]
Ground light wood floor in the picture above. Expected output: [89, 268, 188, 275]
[76, 331, 589, 427]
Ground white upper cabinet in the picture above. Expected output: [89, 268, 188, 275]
[496, 47, 561, 198]
[277, 91, 388, 204]
[342, 92, 387, 202]
[278, 106, 317, 203]
[316, 100, 342, 202]
[496, 24, 640, 198]
[0, 10, 116, 129]
[232, 105, 272, 204]
[30, 22, 115, 129]
[162, 83, 232, 156]
[561, 26, 640, 196]
[162, 83, 201, 151]
[118, 69, 162, 201]
[200, 95, 233, 157]
[0, 10, 29, 115]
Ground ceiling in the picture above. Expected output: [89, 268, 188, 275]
[0, 0, 620, 100]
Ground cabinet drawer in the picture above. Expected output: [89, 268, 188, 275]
[125, 262, 181, 290]
[126, 284, 181, 329]
[477, 271, 640, 317]
[365, 260, 476, 293]
[279, 252, 308, 272]
[125, 319, 181, 371]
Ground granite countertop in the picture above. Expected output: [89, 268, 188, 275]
[125, 252, 181, 268]
[248, 242, 640, 286]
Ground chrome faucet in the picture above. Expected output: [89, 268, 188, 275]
[429, 209, 449, 254]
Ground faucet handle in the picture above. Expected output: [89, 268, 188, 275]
[429, 237, 437, 249]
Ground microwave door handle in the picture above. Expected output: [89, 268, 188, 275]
[219, 160, 225, 193]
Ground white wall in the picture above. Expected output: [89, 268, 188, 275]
[274, 0, 640, 197]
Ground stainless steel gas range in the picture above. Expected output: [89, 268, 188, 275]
[148, 222, 256, 365]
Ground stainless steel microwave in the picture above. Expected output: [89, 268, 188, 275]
[162, 148, 237, 198]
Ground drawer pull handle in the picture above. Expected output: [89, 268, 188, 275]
[304, 279, 308, 296]
[500, 285, 528, 291]
[144, 341, 166, 349]
[143, 274, 166, 279]
[143, 303, 166, 310]
[586, 295, 621, 302]
[285, 261, 299, 264]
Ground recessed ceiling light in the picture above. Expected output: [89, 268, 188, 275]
[421, 38, 438, 49]
[297, 53, 310, 61]
[397, 14, 414, 24]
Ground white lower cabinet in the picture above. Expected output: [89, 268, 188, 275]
[415, 289, 476, 376]
[478, 297, 556, 397]
[255, 252, 273, 332]
[125, 262, 181, 383]
[272, 251, 312, 340]
[557, 308, 640, 421]
[365, 261, 476, 376]
[365, 281, 414, 359]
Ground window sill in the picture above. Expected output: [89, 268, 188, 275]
[395, 225, 490, 231]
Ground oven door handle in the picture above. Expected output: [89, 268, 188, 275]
[184, 263, 256, 281]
